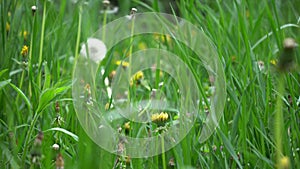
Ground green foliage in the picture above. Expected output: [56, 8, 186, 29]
[0, 0, 299, 168]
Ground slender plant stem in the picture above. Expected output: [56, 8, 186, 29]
[37, 0, 47, 89]
[127, 16, 135, 101]
[102, 10, 107, 42]
[73, 6, 82, 67]
[15, 69, 25, 122]
[161, 135, 166, 169]
[275, 73, 285, 166]
[21, 112, 39, 167]
[28, 10, 36, 98]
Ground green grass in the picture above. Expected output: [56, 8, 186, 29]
[1, 0, 300, 168]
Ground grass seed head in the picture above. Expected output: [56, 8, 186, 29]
[56, 153, 64, 169]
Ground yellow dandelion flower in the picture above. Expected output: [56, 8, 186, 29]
[6, 22, 10, 32]
[116, 60, 129, 68]
[159, 70, 164, 77]
[270, 59, 277, 66]
[138, 42, 147, 50]
[133, 71, 144, 81]
[125, 155, 131, 164]
[21, 45, 29, 56]
[84, 84, 90, 90]
[278, 156, 290, 169]
[130, 71, 144, 86]
[84, 84, 91, 94]
[163, 34, 172, 43]
[105, 102, 110, 110]
[151, 113, 159, 121]
[151, 112, 169, 122]
[153, 33, 172, 44]
[124, 121, 130, 130]
[23, 31, 29, 40]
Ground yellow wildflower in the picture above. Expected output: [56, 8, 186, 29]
[138, 42, 147, 50]
[151, 112, 169, 122]
[278, 156, 290, 169]
[21, 45, 29, 56]
[123, 121, 130, 130]
[23, 31, 29, 40]
[116, 60, 129, 68]
[6, 22, 10, 32]
[84, 83, 91, 91]
[105, 102, 110, 110]
[130, 71, 144, 86]
[125, 155, 131, 164]
[153, 33, 172, 44]
[270, 59, 277, 66]
[133, 71, 144, 81]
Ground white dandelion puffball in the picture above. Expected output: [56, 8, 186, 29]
[52, 143, 59, 150]
[80, 38, 107, 64]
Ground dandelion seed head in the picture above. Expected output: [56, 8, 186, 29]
[256, 60, 265, 71]
[80, 38, 107, 64]
[103, 0, 110, 5]
[283, 38, 297, 49]
[131, 8, 137, 13]
[31, 5, 37, 14]
[52, 143, 59, 150]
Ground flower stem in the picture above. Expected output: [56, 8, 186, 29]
[275, 73, 285, 167]
[37, 0, 47, 89]
[127, 16, 135, 101]
[21, 112, 39, 167]
[28, 8, 36, 98]
[15, 69, 25, 121]
[102, 10, 107, 42]
[73, 6, 82, 68]
[161, 136, 166, 169]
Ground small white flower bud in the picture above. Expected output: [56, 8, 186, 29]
[131, 8, 137, 12]
[52, 143, 60, 150]
[31, 6, 37, 15]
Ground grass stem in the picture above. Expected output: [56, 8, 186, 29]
[127, 15, 135, 101]
[274, 73, 285, 167]
[161, 136, 167, 169]
[37, 0, 47, 89]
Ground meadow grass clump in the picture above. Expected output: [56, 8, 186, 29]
[0, 0, 299, 168]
